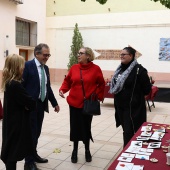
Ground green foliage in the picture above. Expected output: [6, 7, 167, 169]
[67, 23, 83, 70]
[96, 0, 107, 4]
[81, 0, 170, 8]
[151, 0, 170, 9]
[81, 0, 107, 5]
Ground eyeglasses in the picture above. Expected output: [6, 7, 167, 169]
[42, 54, 51, 57]
[120, 53, 129, 57]
[77, 52, 85, 56]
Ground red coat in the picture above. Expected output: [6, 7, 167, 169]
[59, 62, 105, 108]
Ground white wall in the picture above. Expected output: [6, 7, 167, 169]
[46, 10, 170, 73]
[0, 0, 46, 69]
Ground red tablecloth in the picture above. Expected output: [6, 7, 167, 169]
[108, 122, 170, 170]
[103, 85, 114, 99]
[0, 100, 3, 119]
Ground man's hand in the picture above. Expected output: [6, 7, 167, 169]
[54, 105, 60, 112]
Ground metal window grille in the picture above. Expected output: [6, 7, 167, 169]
[9, 0, 23, 5]
[16, 20, 30, 46]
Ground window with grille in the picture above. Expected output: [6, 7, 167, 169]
[16, 18, 37, 47]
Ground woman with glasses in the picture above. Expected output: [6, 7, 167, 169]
[109, 47, 151, 147]
[59, 47, 105, 163]
[1, 54, 36, 170]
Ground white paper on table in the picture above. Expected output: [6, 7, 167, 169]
[150, 132, 165, 140]
[141, 126, 152, 131]
[117, 156, 133, 162]
[125, 147, 141, 153]
[141, 131, 152, 137]
[136, 151, 152, 156]
[147, 142, 161, 148]
[115, 162, 134, 170]
[130, 141, 143, 148]
[140, 148, 154, 153]
[136, 136, 150, 141]
[154, 128, 165, 132]
[132, 165, 144, 170]
[121, 153, 136, 158]
[135, 154, 149, 160]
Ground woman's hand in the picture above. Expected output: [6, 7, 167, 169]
[59, 90, 65, 98]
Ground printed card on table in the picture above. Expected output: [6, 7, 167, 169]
[121, 153, 135, 158]
[141, 131, 152, 137]
[137, 151, 152, 156]
[130, 141, 143, 148]
[117, 156, 133, 162]
[147, 142, 161, 148]
[132, 165, 144, 170]
[135, 154, 150, 160]
[140, 148, 153, 153]
[150, 132, 165, 140]
[136, 136, 150, 141]
[115, 162, 134, 170]
[141, 126, 152, 131]
[154, 128, 166, 132]
[125, 147, 141, 154]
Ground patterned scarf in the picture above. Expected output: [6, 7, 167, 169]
[109, 60, 138, 94]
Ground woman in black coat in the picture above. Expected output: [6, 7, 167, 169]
[109, 47, 151, 147]
[0, 54, 36, 170]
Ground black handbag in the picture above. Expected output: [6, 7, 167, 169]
[80, 69, 101, 116]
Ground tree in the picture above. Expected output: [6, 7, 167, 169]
[67, 23, 83, 70]
[81, 0, 107, 5]
[151, 0, 170, 9]
[81, 0, 170, 9]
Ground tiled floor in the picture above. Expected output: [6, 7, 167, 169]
[0, 83, 170, 170]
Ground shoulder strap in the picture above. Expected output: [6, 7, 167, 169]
[80, 69, 86, 99]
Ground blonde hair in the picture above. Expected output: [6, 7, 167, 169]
[1, 54, 25, 91]
[83, 47, 95, 62]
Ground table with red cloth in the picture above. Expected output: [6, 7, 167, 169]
[0, 99, 3, 119]
[108, 122, 170, 170]
[102, 85, 114, 102]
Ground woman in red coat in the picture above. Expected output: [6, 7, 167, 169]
[59, 47, 105, 163]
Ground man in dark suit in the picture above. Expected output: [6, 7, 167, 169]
[22, 43, 60, 170]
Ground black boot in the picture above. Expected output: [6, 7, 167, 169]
[85, 150, 92, 162]
[71, 150, 78, 163]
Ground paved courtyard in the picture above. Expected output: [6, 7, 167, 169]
[0, 83, 170, 170]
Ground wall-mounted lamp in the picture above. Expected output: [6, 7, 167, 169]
[54, 12, 56, 15]
[54, 1, 56, 3]
[4, 35, 9, 57]
[108, 8, 111, 12]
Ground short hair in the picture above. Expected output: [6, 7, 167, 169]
[34, 43, 49, 56]
[1, 54, 25, 91]
[123, 47, 136, 59]
[83, 47, 95, 62]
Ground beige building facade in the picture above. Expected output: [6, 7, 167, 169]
[46, 0, 170, 83]
[0, 0, 169, 85]
[0, 0, 47, 87]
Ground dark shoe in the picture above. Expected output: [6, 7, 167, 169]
[85, 150, 92, 162]
[24, 162, 38, 170]
[71, 150, 78, 163]
[34, 154, 48, 163]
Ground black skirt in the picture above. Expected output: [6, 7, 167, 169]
[69, 105, 93, 143]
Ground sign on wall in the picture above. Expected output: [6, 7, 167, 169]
[94, 45, 142, 60]
[159, 38, 170, 61]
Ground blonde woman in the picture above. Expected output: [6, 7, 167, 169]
[59, 47, 105, 163]
[0, 54, 36, 170]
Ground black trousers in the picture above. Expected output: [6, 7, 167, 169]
[5, 161, 17, 170]
[116, 107, 135, 147]
[25, 99, 45, 163]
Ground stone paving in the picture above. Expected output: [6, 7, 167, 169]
[0, 83, 170, 170]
